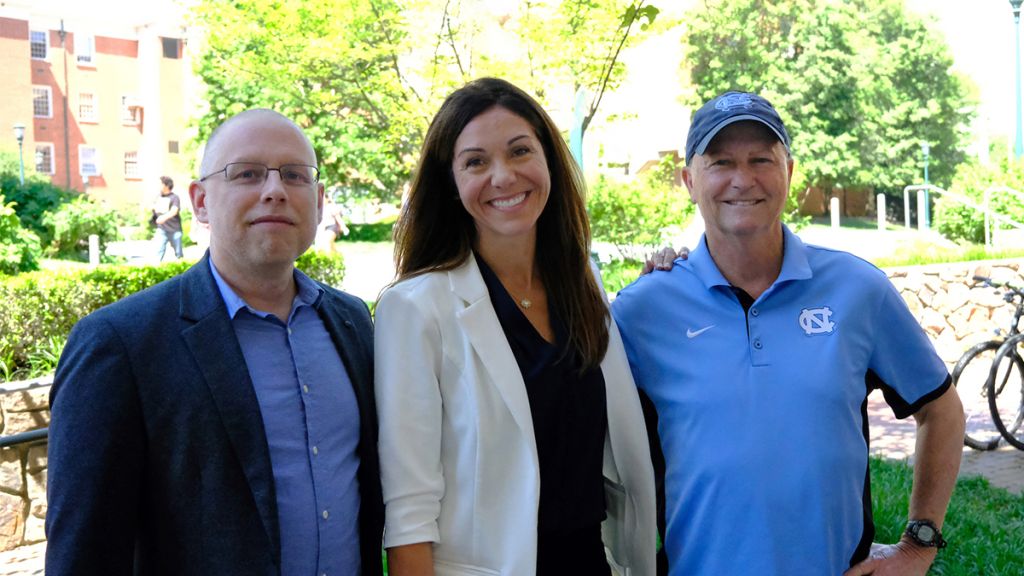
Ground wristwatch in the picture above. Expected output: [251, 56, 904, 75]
[904, 519, 947, 549]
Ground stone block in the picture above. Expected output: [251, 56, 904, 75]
[22, 510, 44, 544]
[0, 387, 50, 413]
[26, 469, 46, 503]
[918, 288, 935, 308]
[1, 411, 49, 435]
[0, 449, 22, 494]
[0, 491, 25, 551]
[920, 309, 949, 337]
[27, 495, 46, 522]
[25, 445, 46, 474]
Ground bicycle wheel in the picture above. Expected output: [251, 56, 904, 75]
[989, 337, 1024, 450]
[952, 341, 1004, 450]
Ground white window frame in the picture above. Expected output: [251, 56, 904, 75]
[30, 30, 48, 60]
[76, 33, 95, 66]
[79, 145, 101, 177]
[124, 151, 140, 179]
[35, 143, 55, 175]
[121, 95, 141, 125]
[79, 92, 98, 123]
[32, 85, 52, 118]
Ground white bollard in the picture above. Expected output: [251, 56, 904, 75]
[830, 197, 841, 229]
[916, 189, 928, 231]
[876, 193, 886, 232]
[89, 234, 100, 267]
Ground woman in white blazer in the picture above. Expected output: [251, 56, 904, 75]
[375, 78, 656, 576]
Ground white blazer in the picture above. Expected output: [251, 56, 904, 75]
[374, 256, 656, 576]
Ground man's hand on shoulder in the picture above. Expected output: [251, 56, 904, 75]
[842, 541, 937, 576]
[640, 246, 689, 275]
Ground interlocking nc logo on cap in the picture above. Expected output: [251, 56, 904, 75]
[714, 93, 755, 112]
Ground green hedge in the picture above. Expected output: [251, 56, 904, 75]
[342, 217, 396, 243]
[0, 251, 345, 381]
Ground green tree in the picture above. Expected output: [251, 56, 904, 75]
[0, 192, 42, 275]
[682, 0, 973, 195]
[191, 0, 662, 202]
[191, 0, 425, 202]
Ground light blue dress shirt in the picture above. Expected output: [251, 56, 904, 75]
[210, 261, 362, 576]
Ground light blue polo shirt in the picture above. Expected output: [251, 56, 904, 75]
[611, 225, 950, 576]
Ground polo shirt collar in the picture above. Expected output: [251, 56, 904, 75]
[208, 258, 323, 319]
[688, 223, 812, 291]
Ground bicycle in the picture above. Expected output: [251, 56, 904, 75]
[951, 276, 1024, 450]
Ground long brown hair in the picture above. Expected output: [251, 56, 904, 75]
[393, 77, 609, 369]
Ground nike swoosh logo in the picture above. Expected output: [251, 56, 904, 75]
[686, 325, 715, 339]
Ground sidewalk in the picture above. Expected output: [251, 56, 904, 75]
[868, 389, 1024, 494]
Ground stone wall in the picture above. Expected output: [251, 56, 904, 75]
[0, 378, 50, 551]
[888, 259, 1024, 367]
[0, 258, 1020, 552]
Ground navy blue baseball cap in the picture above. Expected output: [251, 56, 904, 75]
[685, 91, 791, 164]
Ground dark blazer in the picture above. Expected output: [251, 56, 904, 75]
[45, 255, 383, 576]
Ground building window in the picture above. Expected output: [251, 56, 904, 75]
[79, 146, 101, 177]
[76, 33, 95, 65]
[162, 37, 180, 59]
[35, 143, 55, 175]
[30, 30, 48, 60]
[121, 96, 141, 125]
[79, 93, 98, 122]
[33, 86, 52, 117]
[168, 140, 179, 154]
[124, 151, 140, 179]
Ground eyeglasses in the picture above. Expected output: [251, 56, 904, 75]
[199, 162, 320, 187]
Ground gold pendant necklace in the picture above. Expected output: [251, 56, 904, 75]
[519, 298, 532, 309]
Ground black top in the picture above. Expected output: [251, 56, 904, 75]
[475, 254, 610, 576]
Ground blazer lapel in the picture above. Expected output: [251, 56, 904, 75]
[177, 256, 281, 566]
[449, 257, 537, 444]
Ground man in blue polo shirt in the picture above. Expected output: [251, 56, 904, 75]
[612, 91, 964, 576]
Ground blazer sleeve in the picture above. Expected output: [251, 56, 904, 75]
[45, 314, 145, 576]
[374, 285, 446, 548]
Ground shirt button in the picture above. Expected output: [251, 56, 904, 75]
[312, 446, 319, 455]
[751, 308, 759, 317]
[303, 384, 310, 393]
[753, 339, 763, 349]
[322, 510, 329, 519]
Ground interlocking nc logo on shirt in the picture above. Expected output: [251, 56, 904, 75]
[799, 307, 835, 335]
[715, 93, 754, 111]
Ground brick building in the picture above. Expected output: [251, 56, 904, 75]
[0, 1, 196, 209]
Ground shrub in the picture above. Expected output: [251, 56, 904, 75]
[588, 156, 694, 260]
[0, 164, 75, 245]
[343, 216, 397, 243]
[934, 153, 1024, 244]
[43, 195, 120, 260]
[0, 192, 42, 275]
[0, 252, 345, 380]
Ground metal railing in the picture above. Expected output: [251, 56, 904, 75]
[902, 184, 1024, 247]
[0, 427, 48, 449]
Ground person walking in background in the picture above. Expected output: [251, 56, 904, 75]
[46, 109, 383, 576]
[612, 90, 965, 576]
[315, 194, 349, 253]
[152, 175, 184, 261]
[374, 77, 656, 576]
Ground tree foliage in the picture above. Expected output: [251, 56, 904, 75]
[588, 155, 693, 259]
[191, 0, 423, 200]
[682, 0, 974, 193]
[934, 143, 1024, 244]
[190, 0, 661, 201]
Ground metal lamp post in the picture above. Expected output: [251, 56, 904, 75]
[12, 123, 25, 186]
[921, 142, 930, 228]
[1013, 0, 1023, 158]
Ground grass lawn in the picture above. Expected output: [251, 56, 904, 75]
[871, 457, 1024, 574]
